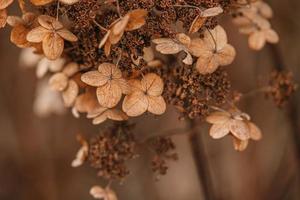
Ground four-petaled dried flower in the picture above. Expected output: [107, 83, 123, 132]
[191, 25, 236, 74]
[99, 9, 147, 56]
[122, 73, 166, 117]
[81, 63, 129, 108]
[49, 62, 79, 107]
[206, 109, 262, 151]
[90, 185, 117, 200]
[0, 0, 13, 28]
[26, 15, 78, 60]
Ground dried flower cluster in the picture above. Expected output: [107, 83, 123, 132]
[1, 0, 295, 198]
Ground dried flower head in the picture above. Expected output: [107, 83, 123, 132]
[206, 108, 262, 151]
[71, 135, 89, 167]
[0, 0, 13, 28]
[90, 185, 117, 200]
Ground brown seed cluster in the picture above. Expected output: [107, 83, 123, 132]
[266, 70, 298, 107]
[150, 137, 178, 177]
[87, 123, 137, 181]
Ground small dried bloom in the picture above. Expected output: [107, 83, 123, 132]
[71, 135, 89, 167]
[189, 6, 223, 34]
[90, 185, 117, 200]
[36, 57, 66, 78]
[26, 15, 78, 60]
[206, 109, 262, 151]
[7, 12, 39, 48]
[122, 73, 166, 117]
[99, 9, 147, 56]
[30, 0, 79, 6]
[0, 0, 13, 28]
[81, 63, 129, 108]
[191, 25, 236, 74]
[49, 62, 79, 107]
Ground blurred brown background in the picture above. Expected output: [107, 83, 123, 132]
[0, 1, 300, 200]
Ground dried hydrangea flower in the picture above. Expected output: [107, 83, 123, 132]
[71, 135, 89, 167]
[33, 78, 66, 117]
[0, 0, 13, 28]
[49, 62, 79, 107]
[90, 185, 117, 200]
[26, 15, 78, 60]
[206, 109, 262, 151]
[99, 9, 147, 56]
[122, 73, 166, 117]
[189, 6, 223, 34]
[72, 88, 99, 118]
[81, 63, 129, 108]
[36, 57, 66, 78]
[30, 0, 79, 6]
[232, 0, 279, 50]
[7, 12, 39, 48]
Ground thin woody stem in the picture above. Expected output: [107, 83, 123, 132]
[187, 119, 215, 200]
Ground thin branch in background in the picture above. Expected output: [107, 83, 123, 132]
[187, 119, 215, 200]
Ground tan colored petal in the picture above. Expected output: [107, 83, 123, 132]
[229, 119, 250, 141]
[128, 79, 143, 93]
[59, 0, 79, 5]
[42, 33, 64, 60]
[10, 25, 30, 47]
[152, 38, 174, 44]
[255, 1, 273, 19]
[216, 44, 236, 66]
[57, 28, 78, 42]
[196, 51, 219, 75]
[74, 91, 99, 114]
[30, 0, 54, 6]
[204, 25, 228, 51]
[92, 112, 108, 124]
[126, 9, 147, 31]
[62, 80, 79, 107]
[143, 46, 155, 62]
[38, 15, 63, 30]
[232, 137, 249, 151]
[81, 71, 108, 87]
[232, 16, 251, 26]
[252, 15, 270, 30]
[201, 6, 223, 17]
[264, 29, 279, 44]
[189, 15, 206, 34]
[96, 82, 122, 108]
[239, 25, 257, 35]
[122, 91, 148, 117]
[141, 73, 164, 96]
[155, 42, 184, 55]
[71, 139, 88, 167]
[209, 122, 230, 139]
[0, 0, 13, 10]
[87, 105, 108, 119]
[104, 40, 111, 56]
[26, 26, 50, 43]
[112, 15, 130, 35]
[0, 9, 7, 28]
[113, 78, 129, 94]
[188, 38, 205, 57]
[99, 30, 111, 48]
[182, 52, 193, 65]
[249, 31, 266, 50]
[6, 15, 23, 27]
[176, 33, 191, 47]
[106, 109, 128, 121]
[63, 62, 79, 77]
[206, 111, 231, 124]
[49, 72, 69, 91]
[109, 31, 124, 45]
[248, 122, 262, 141]
[147, 96, 166, 115]
[90, 186, 107, 199]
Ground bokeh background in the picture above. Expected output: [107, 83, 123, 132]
[0, 1, 300, 200]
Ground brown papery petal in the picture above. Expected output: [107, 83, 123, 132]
[62, 80, 79, 107]
[99, 30, 110, 48]
[264, 29, 279, 44]
[189, 15, 206, 34]
[92, 112, 108, 125]
[38, 15, 63, 30]
[59, 0, 79, 5]
[10, 25, 30, 47]
[229, 119, 250, 141]
[196, 51, 219, 75]
[112, 15, 130, 35]
[0, 9, 7, 28]
[188, 38, 205, 57]
[81, 71, 108, 87]
[248, 31, 266, 51]
[87, 106, 108, 119]
[206, 111, 231, 124]
[248, 122, 262, 141]
[42, 33, 64, 60]
[216, 44, 236, 66]
[141, 73, 164, 96]
[232, 137, 248, 151]
[126, 9, 147, 31]
[176, 33, 191, 47]
[30, 0, 54, 6]
[26, 26, 50, 43]
[128, 79, 143, 93]
[255, 1, 273, 19]
[107, 109, 128, 121]
[74, 92, 98, 113]
[96, 82, 122, 108]
[63, 62, 79, 77]
[122, 91, 148, 117]
[147, 96, 166, 115]
[182, 52, 193, 65]
[113, 79, 130, 94]
[6, 16, 23, 27]
[104, 40, 111, 57]
[155, 42, 184, 55]
[0, 0, 13, 10]
[57, 29, 78, 42]
[98, 62, 121, 78]
[201, 6, 223, 17]
[109, 30, 124, 45]
[152, 38, 174, 44]
[49, 73, 69, 91]
[209, 122, 230, 139]
[204, 25, 228, 51]
[90, 186, 106, 199]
